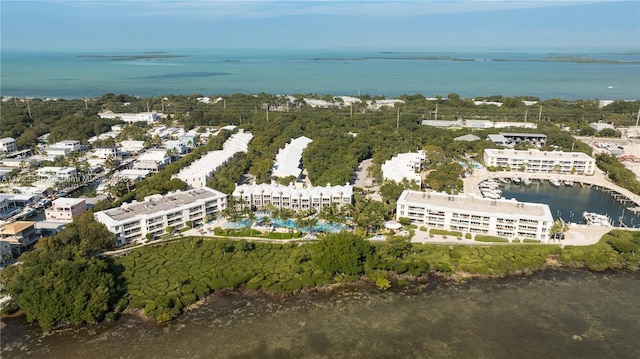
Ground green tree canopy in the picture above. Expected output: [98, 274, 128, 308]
[311, 232, 372, 275]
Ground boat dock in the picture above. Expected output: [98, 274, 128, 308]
[465, 167, 640, 215]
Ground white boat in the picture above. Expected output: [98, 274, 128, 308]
[563, 180, 574, 186]
[479, 180, 500, 190]
[511, 177, 521, 184]
[549, 177, 561, 187]
[582, 212, 611, 227]
[14, 207, 37, 220]
[481, 189, 502, 199]
[522, 177, 532, 186]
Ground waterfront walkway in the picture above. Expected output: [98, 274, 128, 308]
[409, 224, 613, 247]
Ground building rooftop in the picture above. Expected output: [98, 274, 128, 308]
[234, 182, 353, 199]
[499, 132, 547, 138]
[1, 221, 36, 235]
[454, 134, 481, 142]
[272, 136, 313, 178]
[484, 148, 594, 161]
[98, 187, 225, 223]
[52, 198, 85, 207]
[400, 190, 552, 219]
[381, 151, 425, 184]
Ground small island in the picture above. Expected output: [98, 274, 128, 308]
[77, 53, 189, 61]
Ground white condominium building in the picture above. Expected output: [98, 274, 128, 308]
[271, 136, 313, 179]
[483, 149, 596, 175]
[98, 111, 158, 124]
[381, 151, 425, 185]
[175, 132, 253, 188]
[94, 187, 227, 246]
[396, 190, 553, 242]
[233, 182, 353, 212]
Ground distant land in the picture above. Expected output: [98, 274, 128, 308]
[77, 53, 189, 61]
[313, 54, 639, 64]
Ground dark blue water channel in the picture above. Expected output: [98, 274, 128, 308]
[500, 180, 640, 227]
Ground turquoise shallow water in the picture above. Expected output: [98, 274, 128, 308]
[1, 48, 639, 99]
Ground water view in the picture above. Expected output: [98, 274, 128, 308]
[2, 270, 639, 358]
[500, 180, 640, 227]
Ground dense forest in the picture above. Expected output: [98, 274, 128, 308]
[2, 93, 638, 190]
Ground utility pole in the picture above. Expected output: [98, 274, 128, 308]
[350, 103, 353, 118]
[84, 98, 88, 110]
[396, 107, 400, 129]
[266, 106, 269, 122]
[524, 109, 528, 123]
[223, 99, 226, 109]
[147, 101, 150, 112]
[538, 105, 542, 121]
[635, 106, 640, 142]
[26, 98, 32, 119]
[161, 98, 165, 113]
[435, 103, 438, 121]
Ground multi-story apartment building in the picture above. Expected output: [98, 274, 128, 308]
[94, 187, 227, 246]
[232, 183, 353, 212]
[483, 148, 596, 175]
[396, 190, 553, 242]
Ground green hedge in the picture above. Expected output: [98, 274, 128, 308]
[474, 235, 509, 243]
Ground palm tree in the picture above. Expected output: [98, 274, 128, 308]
[245, 207, 256, 236]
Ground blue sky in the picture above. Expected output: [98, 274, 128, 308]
[1, 1, 638, 50]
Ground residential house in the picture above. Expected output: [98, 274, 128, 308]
[0, 221, 38, 256]
[0, 137, 18, 155]
[95, 146, 121, 159]
[36, 166, 78, 182]
[45, 198, 87, 222]
[132, 150, 171, 172]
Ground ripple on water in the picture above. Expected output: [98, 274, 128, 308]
[2, 270, 640, 359]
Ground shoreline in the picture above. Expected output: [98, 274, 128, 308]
[3, 263, 636, 333]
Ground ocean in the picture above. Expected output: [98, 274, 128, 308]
[1, 48, 639, 100]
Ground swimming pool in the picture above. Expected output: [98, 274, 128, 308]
[223, 216, 351, 233]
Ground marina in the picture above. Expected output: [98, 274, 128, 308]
[499, 180, 640, 227]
